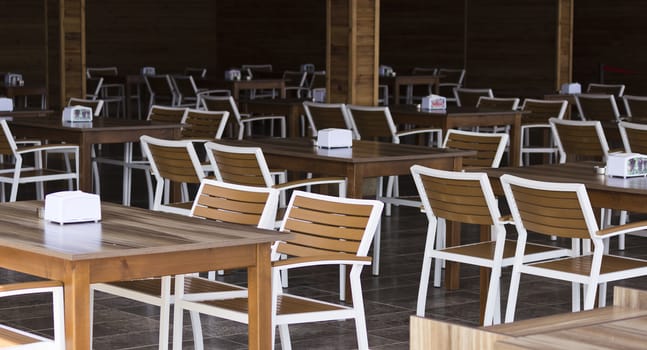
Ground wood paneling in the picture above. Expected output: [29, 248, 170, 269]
[61, 0, 85, 105]
[556, 0, 573, 90]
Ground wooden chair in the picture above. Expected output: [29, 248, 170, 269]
[282, 70, 308, 98]
[550, 118, 609, 163]
[586, 83, 625, 96]
[0, 280, 65, 349]
[0, 119, 79, 202]
[437, 68, 466, 104]
[171, 75, 200, 108]
[144, 75, 179, 111]
[184, 67, 207, 79]
[302, 101, 357, 138]
[519, 98, 568, 166]
[86, 66, 126, 117]
[500, 174, 647, 322]
[200, 95, 286, 139]
[476, 96, 520, 133]
[241, 64, 275, 99]
[406, 67, 438, 104]
[411, 166, 567, 325]
[86, 77, 103, 100]
[171, 190, 384, 350]
[140, 136, 205, 216]
[454, 87, 492, 108]
[574, 93, 621, 122]
[622, 95, 647, 119]
[91, 179, 279, 350]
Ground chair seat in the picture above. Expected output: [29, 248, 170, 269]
[439, 240, 562, 262]
[0, 325, 50, 347]
[197, 293, 347, 316]
[0, 169, 75, 180]
[103, 276, 246, 298]
[529, 254, 647, 276]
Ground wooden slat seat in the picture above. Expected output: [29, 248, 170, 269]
[440, 239, 558, 261]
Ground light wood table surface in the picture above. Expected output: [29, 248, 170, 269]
[0, 201, 290, 350]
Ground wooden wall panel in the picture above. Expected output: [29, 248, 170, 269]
[61, 0, 85, 104]
[465, 0, 557, 98]
[573, 0, 647, 95]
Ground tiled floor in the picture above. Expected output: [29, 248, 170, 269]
[4, 155, 647, 349]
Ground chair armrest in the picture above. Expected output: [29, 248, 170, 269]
[597, 220, 647, 239]
[0, 280, 62, 295]
[273, 177, 346, 192]
[395, 128, 442, 139]
[15, 139, 41, 147]
[272, 254, 372, 271]
[242, 115, 286, 123]
[17, 144, 79, 154]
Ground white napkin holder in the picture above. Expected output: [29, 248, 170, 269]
[379, 65, 395, 77]
[62, 105, 93, 123]
[606, 153, 647, 178]
[317, 128, 352, 149]
[0, 98, 13, 112]
[421, 94, 447, 110]
[300, 63, 315, 73]
[44, 191, 101, 225]
[224, 69, 241, 81]
[141, 66, 156, 75]
[312, 88, 326, 102]
[4, 73, 23, 87]
[560, 82, 581, 94]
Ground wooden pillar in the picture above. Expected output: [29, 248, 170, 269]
[327, 0, 379, 105]
[556, 0, 573, 90]
[59, 0, 86, 107]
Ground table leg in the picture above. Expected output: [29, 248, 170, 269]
[510, 114, 522, 167]
[247, 242, 272, 350]
[64, 262, 91, 350]
[78, 140, 93, 193]
[479, 224, 491, 324]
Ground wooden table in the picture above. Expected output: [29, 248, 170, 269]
[0, 201, 290, 350]
[8, 117, 182, 192]
[380, 75, 440, 104]
[389, 105, 523, 166]
[0, 109, 55, 118]
[0, 85, 47, 110]
[241, 98, 305, 137]
[197, 78, 286, 100]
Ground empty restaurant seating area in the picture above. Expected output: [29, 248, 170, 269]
[4, 1, 647, 349]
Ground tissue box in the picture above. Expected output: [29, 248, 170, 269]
[0, 97, 13, 112]
[317, 128, 352, 148]
[421, 95, 447, 110]
[312, 88, 326, 102]
[62, 106, 93, 122]
[224, 69, 241, 81]
[44, 191, 101, 224]
[560, 83, 582, 94]
[379, 65, 394, 77]
[141, 66, 156, 75]
[606, 153, 647, 178]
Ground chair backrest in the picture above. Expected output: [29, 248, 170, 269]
[86, 77, 104, 100]
[87, 66, 118, 78]
[0, 120, 18, 157]
[412, 67, 437, 75]
[302, 101, 356, 138]
[411, 165, 500, 227]
[587, 83, 625, 97]
[241, 64, 273, 79]
[204, 142, 274, 187]
[200, 95, 241, 121]
[477, 97, 520, 110]
[276, 190, 384, 260]
[442, 129, 508, 168]
[574, 93, 620, 122]
[346, 105, 397, 142]
[140, 136, 205, 213]
[68, 98, 104, 117]
[454, 88, 494, 108]
[184, 67, 207, 78]
[147, 105, 188, 123]
[550, 117, 610, 163]
[520, 98, 568, 125]
[191, 178, 279, 230]
[145, 75, 177, 100]
[181, 109, 229, 140]
[622, 95, 647, 119]
[282, 70, 307, 88]
[501, 174, 597, 241]
[437, 68, 466, 86]
[307, 70, 326, 89]
[618, 121, 647, 154]
[172, 75, 199, 99]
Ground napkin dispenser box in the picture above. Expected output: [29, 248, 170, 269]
[379, 65, 395, 77]
[4, 73, 23, 87]
[62, 106, 93, 123]
[0, 98, 13, 112]
[300, 63, 315, 73]
[44, 191, 101, 225]
[312, 88, 326, 102]
[141, 66, 156, 75]
[317, 128, 352, 149]
[606, 153, 647, 178]
[224, 69, 241, 81]
[421, 94, 447, 110]
[560, 82, 581, 94]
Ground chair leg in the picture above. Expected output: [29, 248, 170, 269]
[371, 221, 381, 276]
[583, 281, 598, 310]
[158, 276, 172, 350]
[350, 271, 370, 350]
[433, 218, 446, 288]
[339, 264, 346, 302]
[504, 267, 522, 323]
[189, 310, 204, 350]
[417, 223, 437, 316]
[598, 282, 607, 307]
[278, 324, 292, 350]
[572, 282, 581, 312]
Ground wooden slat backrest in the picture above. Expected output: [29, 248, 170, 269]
[456, 89, 492, 108]
[553, 122, 606, 161]
[521, 99, 567, 125]
[0, 121, 15, 157]
[623, 96, 647, 119]
[348, 107, 393, 140]
[477, 97, 518, 110]
[87, 67, 118, 77]
[146, 75, 174, 96]
[507, 184, 590, 239]
[146, 143, 202, 184]
[587, 84, 624, 96]
[278, 194, 376, 257]
[192, 182, 271, 226]
[172, 75, 196, 97]
[305, 103, 349, 131]
[576, 95, 619, 121]
[148, 106, 186, 123]
[444, 131, 506, 168]
[182, 110, 228, 140]
[621, 123, 647, 153]
[419, 173, 493, 225]
[208, 147, 268, 187]
[438, 68, 465, 85]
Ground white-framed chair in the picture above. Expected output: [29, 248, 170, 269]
[241, 64, 275, 99]
[282, 70, 308, 99]
[437, 68, 465, 103]
[144, 75, 179, 111]
[411, 166, 568, 326]
[184, 67, 207, 79]
[200, 95, 286, 139]
[476, 96, 520, 133]
[302, 101, 357, 139]
[0, 120, 79, 202]
[0, 280, 66, 349]
[550, 118, 610, 164]
[171, 75, 200, 108]
[171, 190, 384, 350]
[86, 66, 125, 118]
[622, 95, 647, 119]
[454, 87, 493, 108]
[519, 98, 568, 166]
[91, 179, 280, 350]
[587, 83, 625, 97]
[574, 93, 621, 122]
[406, 67, 438, 104]
[86, 77, 104, 100]
[501, 174, 647, 322]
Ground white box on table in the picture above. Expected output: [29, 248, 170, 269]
[44, 191, 101, 225]
[316, 128, 353, 149]
[606, 153, 647, 178]
[560, 83, 582, 94]
[421, 94, 446, 110]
